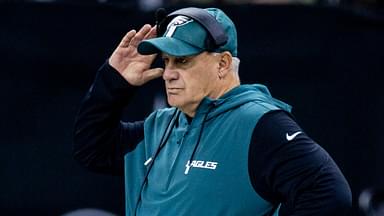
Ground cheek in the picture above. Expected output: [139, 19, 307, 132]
[181, 60, 218, 98]
[185, 75, 212, 98]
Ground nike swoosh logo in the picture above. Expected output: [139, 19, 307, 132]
[286, 131, 302, 141]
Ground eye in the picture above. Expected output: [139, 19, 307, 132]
[162, 57, 169, 66]
[175, 57, 188, 65]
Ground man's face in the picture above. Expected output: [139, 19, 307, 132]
[162, 52, 220, 115]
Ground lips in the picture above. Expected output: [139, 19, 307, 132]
[167, 88, 183, 94]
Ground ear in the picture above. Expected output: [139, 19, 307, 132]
[218, 51, 233, 78]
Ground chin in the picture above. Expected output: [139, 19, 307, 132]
[167, 96, 183, 108]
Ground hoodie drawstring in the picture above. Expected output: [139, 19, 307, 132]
[187, 104, 214, 164]
[133, 109, 180, 216]
[134, 103, 214, 214]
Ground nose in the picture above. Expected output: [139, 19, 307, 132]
[162, 68, 179, 81]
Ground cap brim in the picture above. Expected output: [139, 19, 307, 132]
[138, 37, 204, 57]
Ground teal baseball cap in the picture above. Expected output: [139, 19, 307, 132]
[137, 8, 238, 57]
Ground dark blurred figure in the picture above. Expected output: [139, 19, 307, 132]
[347, 0, 384, 10]
[61, 208, 117, 216]
[359, 188, 384, 216]
[167, 0, 384, 11]
[168, 0, 317, 5]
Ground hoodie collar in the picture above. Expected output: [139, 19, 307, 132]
[194, 84, 291, 121]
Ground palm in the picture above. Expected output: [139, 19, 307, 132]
[109, 24, 163, 86]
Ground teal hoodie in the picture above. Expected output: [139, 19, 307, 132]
[124, 84, 291, 216]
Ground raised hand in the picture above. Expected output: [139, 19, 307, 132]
[109, 24, 163, 86]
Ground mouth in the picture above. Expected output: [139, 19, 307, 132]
[167, 88, 183, 94]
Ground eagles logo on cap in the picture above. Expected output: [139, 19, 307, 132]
[165, 16, 193, 38]
[138, 8, 237, 57]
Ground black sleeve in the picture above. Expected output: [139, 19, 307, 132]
[73, 61, 144, 176]
[248, 111, 352, 215]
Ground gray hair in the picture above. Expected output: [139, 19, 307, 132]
[231, 57, 240, 81]
[211, 52, 240, 80]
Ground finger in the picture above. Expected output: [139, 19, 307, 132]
[140, 52, 158, 62]
[130, 24, 152, 47]
[119, 29, 136, 47]
[143, 68, 164, 82]
[144, 26, 157, 40]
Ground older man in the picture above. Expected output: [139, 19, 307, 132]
[74, 7, 351, 216]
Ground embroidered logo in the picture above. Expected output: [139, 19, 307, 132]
[165, 15, 193, 37]
[184, 160, 218, 175]
[286, 131, 302, 141]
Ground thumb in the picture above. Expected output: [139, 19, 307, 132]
[142, 68, 164, 83]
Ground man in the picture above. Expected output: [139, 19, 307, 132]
[74, 7, 352, 216]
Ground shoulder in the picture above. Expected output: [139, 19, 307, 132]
[235, 100, 284, 123]
[249, 111, 352, 214]
[144, 107, 178, 129]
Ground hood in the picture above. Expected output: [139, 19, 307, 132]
[198, 84, 292, 120]
[178, 83, 292, 163]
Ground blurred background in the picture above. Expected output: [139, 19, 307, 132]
[1, 0, 384, 215]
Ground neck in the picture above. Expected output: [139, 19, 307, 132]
[181, 104, 199, 118]
[215, 79, 240, 99]
[210, 72, 240, 99]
